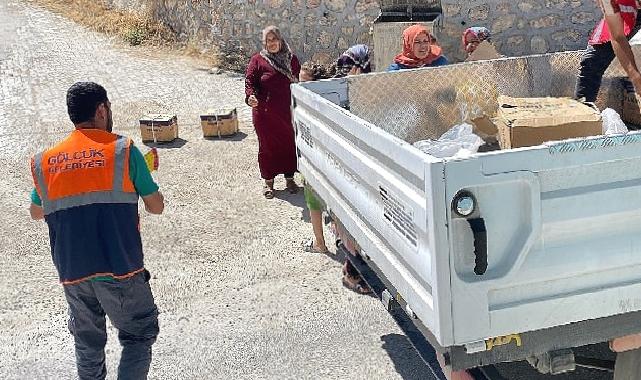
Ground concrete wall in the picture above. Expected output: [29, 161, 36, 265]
[105, 0, 601, 67]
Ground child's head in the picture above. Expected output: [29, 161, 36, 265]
[462, 27, 491, 56]
[299, 61, 330, 82]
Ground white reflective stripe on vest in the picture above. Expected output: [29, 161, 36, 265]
[620, 4, 638, 13]
[592, 21, 606, 43]
[33, 152, 48, 203]
[43, 191, 138, 215]
[112, 136, 128, 191]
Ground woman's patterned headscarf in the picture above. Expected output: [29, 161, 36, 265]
[260, 26, 296, 82]
[462, 27, 491, 48]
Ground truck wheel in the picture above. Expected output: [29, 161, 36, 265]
[614, 348, 641, 380]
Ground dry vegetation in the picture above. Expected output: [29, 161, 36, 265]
[29, 0, 224, 67]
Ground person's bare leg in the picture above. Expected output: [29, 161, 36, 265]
[285, 174, 298, 194]
[310, 210, 328, 252]
[263, 179, 274, 199]
[437, 353, 475, 380]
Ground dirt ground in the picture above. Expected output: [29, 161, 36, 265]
[0, 1, 434, 379]
[0, 1, 616, 379]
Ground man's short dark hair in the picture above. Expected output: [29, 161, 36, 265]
[66, 82, 109, 124]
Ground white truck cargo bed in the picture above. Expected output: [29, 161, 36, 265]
[292, 50, 641, 354]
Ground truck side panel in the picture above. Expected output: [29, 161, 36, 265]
[292, 84, 454, 346]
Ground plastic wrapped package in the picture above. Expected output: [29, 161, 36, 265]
[601, 108, 629, 135]
[413, 123, 484, 158]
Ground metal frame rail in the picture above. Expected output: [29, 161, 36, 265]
[575, 357, 614, 373]
[339, 243, 506, 380]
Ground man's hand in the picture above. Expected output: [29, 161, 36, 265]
[30, 203, 44, 220]
[605, 12, 641, 95]
[247, 95, 259, 108]
[630, 72, 641, 94]
[611, 333, 641, 352]
[142, 191, 164, 215]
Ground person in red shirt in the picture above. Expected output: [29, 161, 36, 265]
[575, 0, 641, 102]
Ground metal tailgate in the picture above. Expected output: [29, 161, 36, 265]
[444, 133, 641, 345]
[292, 80, 455, 346]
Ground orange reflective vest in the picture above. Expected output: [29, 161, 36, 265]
[32, 129, 138, 215]
[31, 129, 144, 285]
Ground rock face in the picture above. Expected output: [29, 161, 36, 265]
[440, 0, 599, 61]
[104, 0, 600, 68]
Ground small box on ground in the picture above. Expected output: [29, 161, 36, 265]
[139, 114, 178, 142]
[495, 96, 602, 149]
[200, 108, 238, 137]
[622, 80, 641, 126]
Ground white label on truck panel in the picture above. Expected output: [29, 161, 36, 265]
[296, 120, 314, 148]
[379, 186, 418, 248]
[325, 151, 359, 187]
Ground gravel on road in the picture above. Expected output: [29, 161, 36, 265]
[0, 1, 433, 379]
[0, 1, 614, 379]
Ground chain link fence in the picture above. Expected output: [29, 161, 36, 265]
[348, 50, 627, 143]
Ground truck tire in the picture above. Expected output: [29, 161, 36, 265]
[614, 348, 641, 380]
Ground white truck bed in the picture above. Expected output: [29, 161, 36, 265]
[292, 50, 641, 354]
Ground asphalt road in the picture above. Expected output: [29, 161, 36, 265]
[0, 1, 434, 379]
[0, 1, 615, 379]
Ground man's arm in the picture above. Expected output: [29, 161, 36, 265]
[605, 12, 641, 92]
[30, 203, 44, 220]
[129, 144, 164, 215]
[29, 188, 44, 220]
[142, 192, 164, 215]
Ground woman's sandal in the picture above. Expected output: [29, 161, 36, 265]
[263, 184, 274, 199]
[285, 178, 299, 194]
[302, 238, 329, 254]
[342, 275, 372, 295]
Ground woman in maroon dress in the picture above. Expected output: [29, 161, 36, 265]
[245, 26, 301, 199]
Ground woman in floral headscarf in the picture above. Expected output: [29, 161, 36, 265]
[462, 26, 492, 58]
[334, 44, 372, 77]
[387, 24, 448, 71]
[245, 26, 301, 199]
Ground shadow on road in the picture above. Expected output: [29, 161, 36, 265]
[143, 137, 188, 149]
[299, 205, 312, 223]
[322, 243, 346, 266]
[203, 131, 248, 142]
[381, 333, 439, 380]
[274, 187, 306, 208]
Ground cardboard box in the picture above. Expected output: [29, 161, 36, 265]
[200, 108, 238, 137]
[465, 41, 501, 62]
[139, 114, 178, 142]
[495, 96, 602, 149]
[622, 80, 641, 126]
